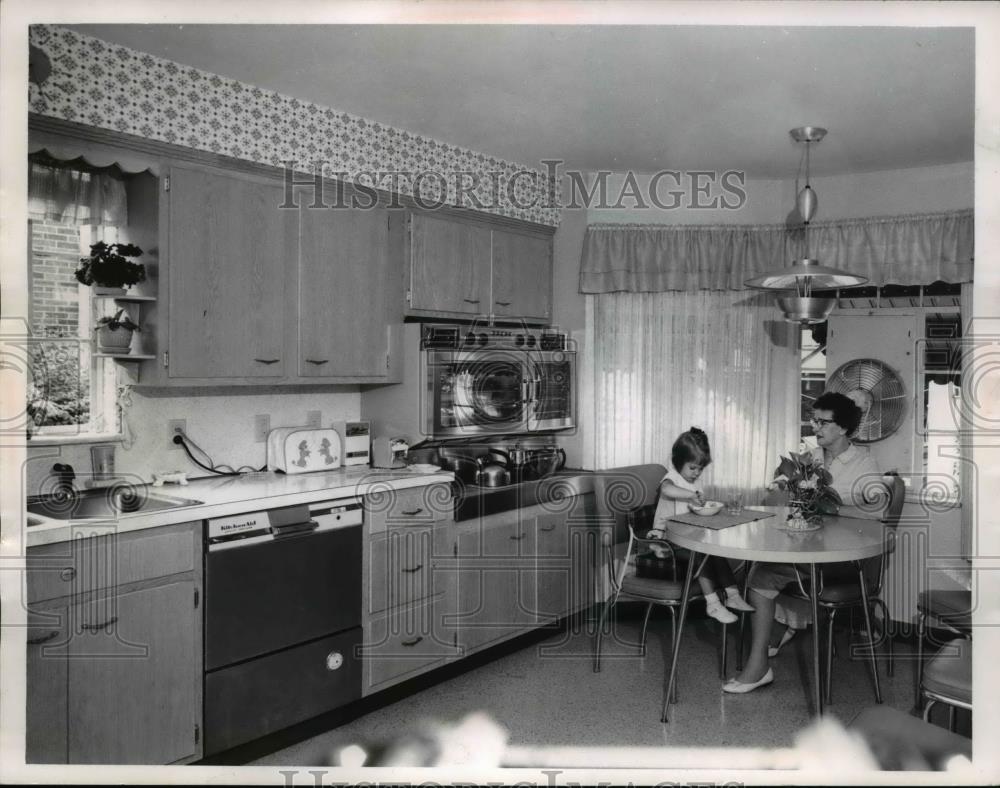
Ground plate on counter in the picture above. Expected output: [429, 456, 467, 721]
[408, 463, 442, 474]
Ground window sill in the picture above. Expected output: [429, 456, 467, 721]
[27, 433, 124, 447]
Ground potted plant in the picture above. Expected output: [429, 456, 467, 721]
[769, 452, 842, 529]
[94, 308, 140, 354]
[75, 241, 145, 295]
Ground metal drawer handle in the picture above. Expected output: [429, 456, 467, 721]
[305, 358, 329, 365]
[510, 532, 526, 541]
[400, 508, 424, 516]
[463, 299, 480, 304]
[254, 358, 280, 365]
[495, 300, 512, 307]
[80, 616, 118, 632]
[402, 563, 423, 574]
[59, 567, 76, 581]
[540, 524, 557, 532]
[401, 636, 423, 647]
[28, 631, 59, 646]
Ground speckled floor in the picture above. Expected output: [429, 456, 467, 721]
[250, 606, 960, 766]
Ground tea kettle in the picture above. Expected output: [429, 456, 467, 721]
[475, 448, 511, 487]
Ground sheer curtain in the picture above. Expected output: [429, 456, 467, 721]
[586, 290, 800, 503]
[28, 157, 128, 226]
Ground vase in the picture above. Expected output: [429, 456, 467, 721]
[787, 503, 822, 530]
[96, 326, 133, 354]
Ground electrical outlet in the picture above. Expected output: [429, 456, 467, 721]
[254, 414, 270, 443]
[306, 410, 322, 428]
[168, 419, 186, 450]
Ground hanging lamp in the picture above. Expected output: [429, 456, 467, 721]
[744, 126, 869, 324]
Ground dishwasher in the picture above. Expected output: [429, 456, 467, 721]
[203, 498, 362, 755]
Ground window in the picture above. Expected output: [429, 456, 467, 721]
[26, 155, 131, 441]
[27, 220, 120, 439]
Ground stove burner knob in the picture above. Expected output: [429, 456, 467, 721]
[525, 335, 537, 348]
[477, 333, 489, 346]
[515, 334, 525, 347]
[464, 332, 477, 345]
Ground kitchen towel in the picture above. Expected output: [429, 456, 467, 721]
[668, 508, 775, 530]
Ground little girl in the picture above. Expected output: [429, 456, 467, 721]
[647, 427, 754, 624]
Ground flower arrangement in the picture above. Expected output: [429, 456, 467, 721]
[75, 242, 145, 289]
[94, 308, 140, 353]
[770, 452, 842, 527]
[94, 309, 141, 333]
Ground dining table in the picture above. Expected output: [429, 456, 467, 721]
[661, 505, 888, 721]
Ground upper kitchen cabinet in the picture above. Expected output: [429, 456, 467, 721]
[491, 226, 553, 322]
[408, 212, 492, 317]
[165, 165, 292, 381]
[295, 201, 404, 380]
[407, 211, 553, 324]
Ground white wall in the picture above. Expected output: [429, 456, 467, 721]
[26, 387, 359, 494]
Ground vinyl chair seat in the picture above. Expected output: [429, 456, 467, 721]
[620, 574, 686, 601]
[922, 639, 972, 705]
[918, 589, 972, 632]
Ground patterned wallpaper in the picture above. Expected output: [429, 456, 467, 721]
[28, 25, 560, 226]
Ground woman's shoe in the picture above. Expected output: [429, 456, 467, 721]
[767, 627, 796, 658]
[722, 668, 774, 694]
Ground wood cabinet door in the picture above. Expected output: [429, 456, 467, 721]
[409, 212, 491, 316]
[532, 511, 571, 623]
[26, 607, 69, 764]
[168, 166, 290, 379]
[298, 204, 391, 378]
[453, 512, 536, 654]
[490, 227, 552, 321]
[67, 581, 199, 764]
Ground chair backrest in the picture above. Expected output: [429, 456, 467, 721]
[863, 472, 907, 592]
[592, 464, 668, 546]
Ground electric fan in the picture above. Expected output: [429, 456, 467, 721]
[825, 358, 907, 443]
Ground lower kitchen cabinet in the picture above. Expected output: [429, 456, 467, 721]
[66, 580, 200, 764]
[25, 522, 202, 765]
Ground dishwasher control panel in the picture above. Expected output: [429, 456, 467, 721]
[207, 499, 362, 549]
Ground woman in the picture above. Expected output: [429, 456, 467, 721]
[723, 391, 883, 693]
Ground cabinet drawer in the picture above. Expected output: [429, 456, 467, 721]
[362, 598, 457, 693]
[365, 483, 452, 534]
[27, 522, 197, 604]
[367, 526, 435, 614]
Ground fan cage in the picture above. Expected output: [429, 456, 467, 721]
[826, 358, 906, 443]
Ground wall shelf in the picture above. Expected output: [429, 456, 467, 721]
[94, 353, 155, 360]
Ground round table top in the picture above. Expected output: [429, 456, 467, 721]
[664, 506, 887, 563]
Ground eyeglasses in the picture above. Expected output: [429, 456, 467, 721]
[810, 417, 837, 427]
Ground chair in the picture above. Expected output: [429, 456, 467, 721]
[780, 473, 906, 705]
[920, 638, 972, 732]
[591, 465, 731, 694]
[915, 588, 972, 709]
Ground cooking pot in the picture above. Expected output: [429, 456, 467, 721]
[475, 452, 511, 487]
[441, 455, 479, 485]
[529, 447, 566, 478]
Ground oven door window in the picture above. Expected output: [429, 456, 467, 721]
[528, 354, 575, 430]
[432, 355, 528, 434]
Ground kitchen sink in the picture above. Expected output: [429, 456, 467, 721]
[26, 487, 204, 523]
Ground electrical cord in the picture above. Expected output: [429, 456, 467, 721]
[172, 431, 266, 476]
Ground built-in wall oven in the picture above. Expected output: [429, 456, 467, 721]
[421, 323, 575, 437]
[203, 499, 362, 755]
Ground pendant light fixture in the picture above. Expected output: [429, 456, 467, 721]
[744, 126, 869, 324]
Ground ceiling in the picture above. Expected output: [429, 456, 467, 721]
[66, 24, 975, 178]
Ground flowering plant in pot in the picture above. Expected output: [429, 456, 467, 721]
[75, 242, 145, 293]
[769, 452, 841, 528]
[94, 309, 140, 353]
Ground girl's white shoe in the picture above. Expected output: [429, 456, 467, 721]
[705, 596, 738, 624]
[723, 587, 755, 612]
[767, 626, 797, 658]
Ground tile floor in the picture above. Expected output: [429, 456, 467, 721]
[250, 606, 954, 767]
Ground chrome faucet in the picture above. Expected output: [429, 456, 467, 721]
[51, 463, 76, 497]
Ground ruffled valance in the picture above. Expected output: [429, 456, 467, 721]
[580, 209, 973, 293]
[28, 153, 128, 227]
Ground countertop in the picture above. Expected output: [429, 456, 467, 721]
[24, 466, 454, 547]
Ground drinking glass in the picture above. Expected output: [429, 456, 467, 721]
[726, 494, 743, 515]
